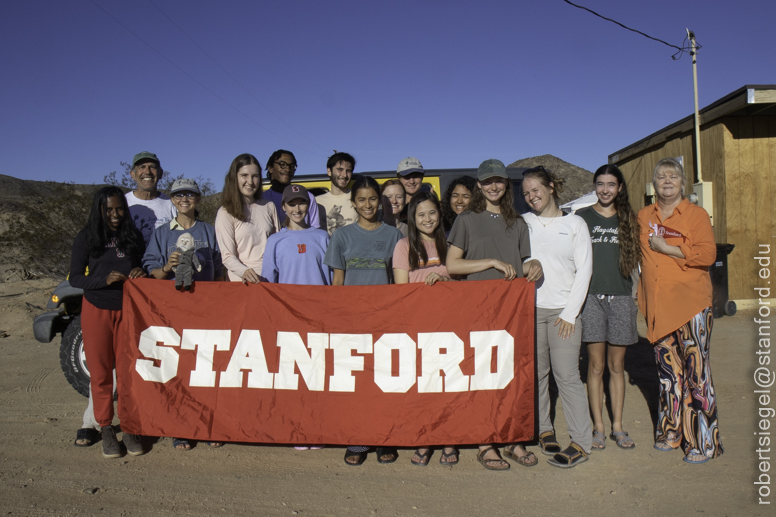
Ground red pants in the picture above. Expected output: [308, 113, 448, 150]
[81, 298, 122, 427]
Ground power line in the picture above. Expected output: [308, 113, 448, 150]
[562, 0, 696, 60]
[147, 0, 327, 155]
[88, 0, 319, 155]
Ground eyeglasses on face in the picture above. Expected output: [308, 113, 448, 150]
[172, 192, 199, 199]
[275, 160, 297, 171]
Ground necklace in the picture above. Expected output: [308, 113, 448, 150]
[488, 213, 500, 219]
[536, 214, 560, 227]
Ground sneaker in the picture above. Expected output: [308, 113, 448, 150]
[123, 433, 146, 456]
[101, 426, 121, 459]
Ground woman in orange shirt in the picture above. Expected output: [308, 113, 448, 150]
[637, 158, 723, 464]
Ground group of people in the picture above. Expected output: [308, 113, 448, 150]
[70, 149, 723, 469]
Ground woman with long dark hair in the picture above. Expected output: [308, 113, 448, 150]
[392, 192, 458, 465]
[446, 159, 543, 470]
[576, 165, 641, 450]
[69, 186, 147, 458]
[441, 175, 477, 232]
[324, 175, 403, 466]
[215, 153, 279, 283]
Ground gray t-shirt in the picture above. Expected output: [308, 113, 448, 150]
[324, 223, 403, 285]
[576, 206, 632, 296]
[447, 210, 531, 281]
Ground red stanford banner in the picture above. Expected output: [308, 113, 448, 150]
[116, 278, 536, 446]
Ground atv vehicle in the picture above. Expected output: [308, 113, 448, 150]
[33, 279, 89, 397]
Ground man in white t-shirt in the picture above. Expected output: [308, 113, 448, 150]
[315, 152, 359, 235]
[125, 151, 177, 245]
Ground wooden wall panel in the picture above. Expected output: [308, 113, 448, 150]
[700, 122, 726, 242]
[723, 118, 743, 299]
[737, 118, 756, 300]
[753, 117, 772, 290]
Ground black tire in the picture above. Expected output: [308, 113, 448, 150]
[60, 315, 90, 398]
[724, 300, 737, 317]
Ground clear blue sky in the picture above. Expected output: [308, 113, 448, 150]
[2, 0, 773, 188]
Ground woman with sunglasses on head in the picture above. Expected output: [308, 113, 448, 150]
[143, 179, 225, 450]
[215, 153, 279, 284]
[521, 166, 593, 468]
[324, 175, 403, 466]
[69, 186, 147, 459]
[441, 175, 477, 233]
[576, 165, 641, 451]
[446, 159, 543, 471]
[392, 191, 458, 466]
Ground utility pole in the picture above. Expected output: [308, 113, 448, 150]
[688, 29, 702, 183]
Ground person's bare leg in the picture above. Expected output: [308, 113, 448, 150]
[586, 342, 606, 442]
[608, 344, 634, 447]
[607, 344, 627, 433]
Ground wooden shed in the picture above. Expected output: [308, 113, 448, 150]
[609, 85, 776, 301]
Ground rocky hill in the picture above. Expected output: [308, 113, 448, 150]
[508, 154, 593, 204]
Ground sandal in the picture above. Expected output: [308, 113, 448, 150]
[172, 438, 192, 451]
[547, 443, 589, 469]
[476, 446, 510, 471]
[538, 431, 562, 456]
[376, 447, 398, 464]
[439, 448, 459, 465]
[206, 441, 224, 448]
[411, 449, 431, 467]
[344, 449, 367, 466]
[592, 430, 606, 450]
[610, 431, 634, 449]
[74, 428, 99, 448]
[683, 451, 710, 464]
[503, 445, 538, 467]
[653, 440, 674, 452]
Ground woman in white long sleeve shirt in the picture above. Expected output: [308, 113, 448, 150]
[521, 166, 593, 469]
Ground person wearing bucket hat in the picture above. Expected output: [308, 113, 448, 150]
[396, 157, 425, 203]
[142, 177, 225, 450]
[446, 158, 544, 470]
[125, 151, 177, 245]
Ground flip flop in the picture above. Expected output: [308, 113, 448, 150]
[411, 449, 431, 467]
[503, 445, 538, 467]
[610, 431, 635, 449]
[439, 449, 459, 465]
[74, 428, 99, 448]
[592, 431, 606, 450]
[683, 452, 710, 464]
[547, 443, 589, 469]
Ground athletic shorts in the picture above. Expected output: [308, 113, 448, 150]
[581, 294, 638, 345]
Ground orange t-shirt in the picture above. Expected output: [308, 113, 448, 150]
[637, 198, 715, 342]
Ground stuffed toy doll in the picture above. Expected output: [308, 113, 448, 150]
[172, 232, 201, 291]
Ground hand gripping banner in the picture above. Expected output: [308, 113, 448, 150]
[116, 278, 536, 446]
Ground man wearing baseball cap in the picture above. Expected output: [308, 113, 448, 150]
[396, 156, 425, 204]
[125, 151, 177, 244]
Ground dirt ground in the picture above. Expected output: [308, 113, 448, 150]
[0, 273, 772, 517]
